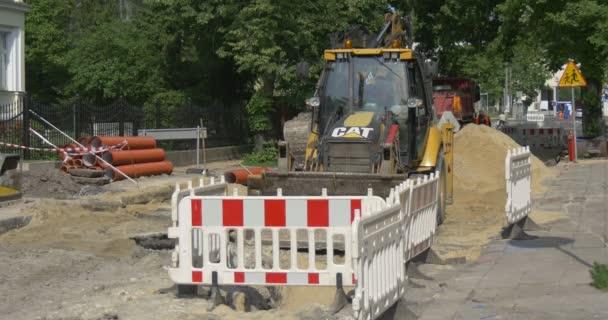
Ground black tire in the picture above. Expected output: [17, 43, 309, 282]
[436, 150, 447, 225]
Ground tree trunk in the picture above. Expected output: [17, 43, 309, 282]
[252, 76, 276, 152]
[254, 134, 265, 152]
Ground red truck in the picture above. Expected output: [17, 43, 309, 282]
[432, 77, 480, 124]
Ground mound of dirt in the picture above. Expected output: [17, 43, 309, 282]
[433, 124, 556, 262]
[20, 170, 103, 199]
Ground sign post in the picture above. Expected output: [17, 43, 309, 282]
[558, 60, 587, 162]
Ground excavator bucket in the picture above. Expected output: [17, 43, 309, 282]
[248, 171, 407, 198]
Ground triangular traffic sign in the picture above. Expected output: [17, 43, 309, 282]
[558, 60, 587, 87]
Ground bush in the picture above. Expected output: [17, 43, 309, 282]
[242, 142, 278, 167]
[590, 262, 608, 289]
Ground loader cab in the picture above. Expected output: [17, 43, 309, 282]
[311, 49, 432, 169]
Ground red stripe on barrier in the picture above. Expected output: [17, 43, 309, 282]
[191, 199, 202, 227]
[308, 273, 319, 284]
[234, 272, 245, 283]
[265, 199, 286, 227]
[192, 271, 203, 283]
[350, 199, 362, 223]
[307, 200, 329, 227]
[266, 272, 287, 284]
[548, 128, 553, 135]
[352, 274, 356, 284]
[223, 200, 244, 226]
[529, 129, 535, 135]
[539, 128, 544, 135]
[557, 128, 561, 135]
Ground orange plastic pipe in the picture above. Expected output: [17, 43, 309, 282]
[65, 158, 75, 166]
[224, 167, 270, 185]
[74, 159, 83, 167]
[90, 136, 156, 150]
[104, 160, 173, 181]
[60, 165, 69, 174]
[100, 148, 165, 167]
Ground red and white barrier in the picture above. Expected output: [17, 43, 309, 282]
[501, 126, 565, 149]
[168, 172, 441, 320]
[168, 187, 387, 287]
[0, 141, 127, 155]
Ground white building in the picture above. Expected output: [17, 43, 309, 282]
[0, 0, 28, 106]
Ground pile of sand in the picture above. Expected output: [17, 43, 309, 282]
[453, 124, 553, 195]
[433, 124, 556, 262]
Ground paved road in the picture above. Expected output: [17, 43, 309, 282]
[406, 160, 608, 320]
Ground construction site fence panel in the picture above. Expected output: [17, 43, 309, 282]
[168, 172, 441, 320]
[404, 173, 440, 261]
[168, 190, 387, 287]
[170, 176, 228, 226]
[505, 146, 532, 224]
[500, 126, 566, 150]
[352, 181, 410, 320]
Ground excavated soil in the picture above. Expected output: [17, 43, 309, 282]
[19, 169, 103, 199]
[433, 124, 556, 262]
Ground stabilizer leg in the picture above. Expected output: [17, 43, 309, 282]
[207, 271, 225, 311]
[330, 273, 349, 314]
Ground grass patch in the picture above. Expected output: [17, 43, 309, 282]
[241, 143, 278, 167]
[590, 262, 608, 289]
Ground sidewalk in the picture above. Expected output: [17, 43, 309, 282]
[413, 160, 608, 320]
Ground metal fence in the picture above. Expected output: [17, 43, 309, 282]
[0, 96, 247, 160]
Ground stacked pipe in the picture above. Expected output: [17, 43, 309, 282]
[59, 142, 87, 174]
[65, 136, 173, 182]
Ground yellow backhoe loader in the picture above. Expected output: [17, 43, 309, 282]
[249, 11, 456, 223]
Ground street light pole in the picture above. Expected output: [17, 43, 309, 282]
[571, 87, 577, 162]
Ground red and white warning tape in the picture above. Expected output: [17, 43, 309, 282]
[0, 141, 128, 155]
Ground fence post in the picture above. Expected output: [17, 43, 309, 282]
[73, 102, 81, 139]
[155, 101, 161, 129]
[22, 96, 30, 160]
[119, 98, 125, 136]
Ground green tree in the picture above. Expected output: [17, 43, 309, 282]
[63, 18, 164, 104]
[25, 0, 73, 101]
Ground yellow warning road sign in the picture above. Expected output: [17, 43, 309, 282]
[558, 60, 587, 87]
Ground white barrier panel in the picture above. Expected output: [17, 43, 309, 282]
[403, 173, 440, 261]
[505, 147, 532, 224]
[526, 113, 545, 122]
[352, 182, 408, 320]
[168, 189, 387, 287]
[170, 176, 228, 227]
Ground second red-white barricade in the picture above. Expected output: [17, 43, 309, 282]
[168, 188, 387, 287]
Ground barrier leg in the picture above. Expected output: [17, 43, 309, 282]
[176, 284, 198, 296]
[207, 271, 225, 311]
[501, 217, 538, 240]
[330, 273, 349, 314]
[521, 216, 543, 231]
[406, 261, 433, 281]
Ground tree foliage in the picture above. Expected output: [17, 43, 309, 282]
[24, 0, 608, 137]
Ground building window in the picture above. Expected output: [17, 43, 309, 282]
[0, 31, 8, 90]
